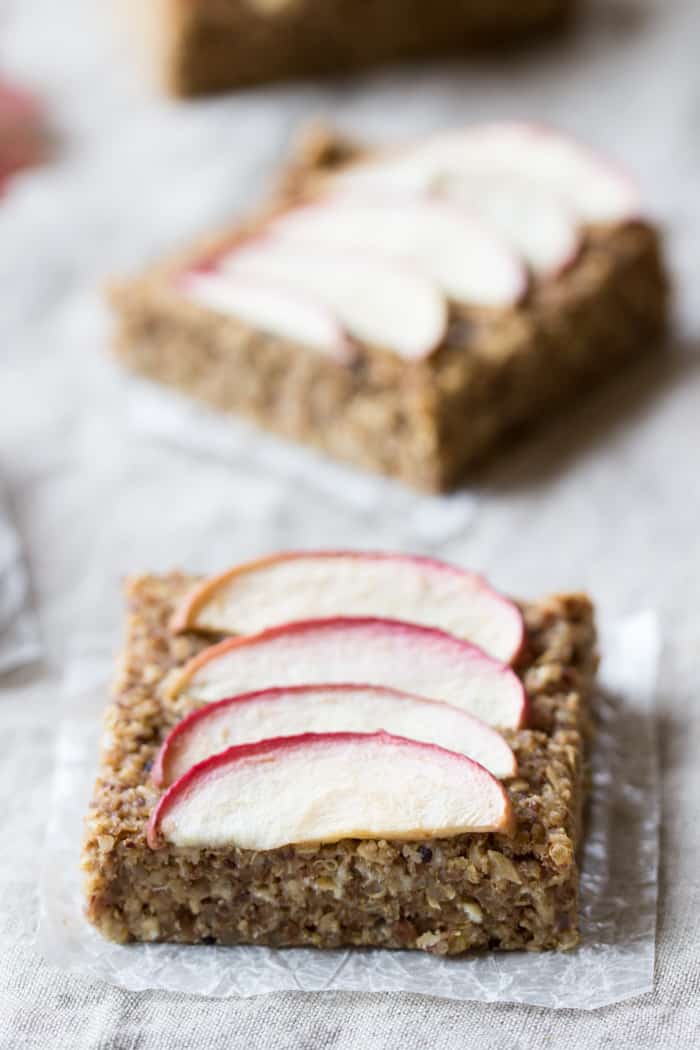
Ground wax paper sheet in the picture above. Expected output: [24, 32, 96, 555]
[127, 380, 477, 546]
[36, 612, 659, 1009]
[35, 613, 659, 1007]
[0, 482, 42, 675]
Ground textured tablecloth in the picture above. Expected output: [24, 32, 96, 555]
[1, 0, 699, 1045]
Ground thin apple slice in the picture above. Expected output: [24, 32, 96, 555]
[171, 551, 524, 664]
[450, 122, 640, 224]
[179, 271, 354, 361]
[434, 172, 580, 275]
[267, 196, 526, 307]
[167, 618, 527, 729]
[333, 122, 640, 228]
[153, 684, 517, 787]
[218, 238, 446, 360]
[147, 730, 515, 850]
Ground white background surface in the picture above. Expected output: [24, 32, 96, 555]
[1, 0, 699, 1046]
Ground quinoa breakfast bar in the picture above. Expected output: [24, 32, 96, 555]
[127, 0, 575, 97]
[83, 552, 597, 954]
[110, 122, 669, 491]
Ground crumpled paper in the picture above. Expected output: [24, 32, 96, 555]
[37, 611, 659, 1009]
[128, 380, 477, 546]
[0, 484, 41, 675]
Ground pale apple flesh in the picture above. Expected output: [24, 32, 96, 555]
[220, 239, 447, 360]
[168, 617, 528, 730]
[179, 271, 354, 361]
[152, 683, 517, 787]
[147, 731, 515, 850]
[266, 196, 526, 307]
[434, 170, 580, 275]
[332, 122, 641, 227]
[170, 550, 525, 665]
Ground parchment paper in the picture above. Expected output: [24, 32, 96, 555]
[36, 611, 659, 1009]
[127, 380, 477, 545]
[0, 482, 42, 676]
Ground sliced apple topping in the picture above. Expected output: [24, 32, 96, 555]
[331, 122, 641, 271]
[167, 617, 527, 729]
[147, 731, 515, 850]
[220, 239, 447, 360]
[153, 683, 517, 787]
[179, 271, 354, 361]
[334, 122, 641, 223]
[176, 124, 640, 359]
[266, 196, 526, 307]
[434, 172, 580, 276]
[170, 551, 524, 664]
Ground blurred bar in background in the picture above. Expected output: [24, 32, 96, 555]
[120, 0, 575, 97]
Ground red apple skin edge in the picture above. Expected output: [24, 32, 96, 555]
[151, 682, 519, 788]
[169, 550, 525, 662]
[184, 202, 301, 276]
[166, 615, 530, 728]
[146, 730, 516, 849]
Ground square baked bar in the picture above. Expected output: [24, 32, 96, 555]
[128, 0, 574, 97]
[110, 124, 670, 492]
[83, 573, 596, 953]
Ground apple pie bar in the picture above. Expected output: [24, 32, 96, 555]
[110, 122, 669, 491]
[127, 0, 575, 97]
[83, 552, 597, 953]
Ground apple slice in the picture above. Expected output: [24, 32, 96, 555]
[332, 122, 640, 237]
[219, 239, 447, 360]
[167, 618, 527, 729]
[445, 122, 640, 224]
[171, 551, 524, 664]
[147, 731, 515, 850]
[434, 172, 580, 276]
[354, 122, 641, 222]
[267, 196, 526, 307]
[179, 271, 354, 361]
[153, 684, 517, 787]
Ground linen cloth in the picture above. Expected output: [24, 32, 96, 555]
[1, 0, 699, 1045]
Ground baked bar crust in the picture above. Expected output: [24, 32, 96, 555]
[110, 128, 670, 492]
[82, 574, 597, 953]
[126, 0, 575, 97]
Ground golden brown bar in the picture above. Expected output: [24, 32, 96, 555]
[83, 573, 597, 953]
[109, 128, 669, 492]
[125, 0, 575, 97]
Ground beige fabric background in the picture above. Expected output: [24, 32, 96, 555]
[2, 0, 699, 1044]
